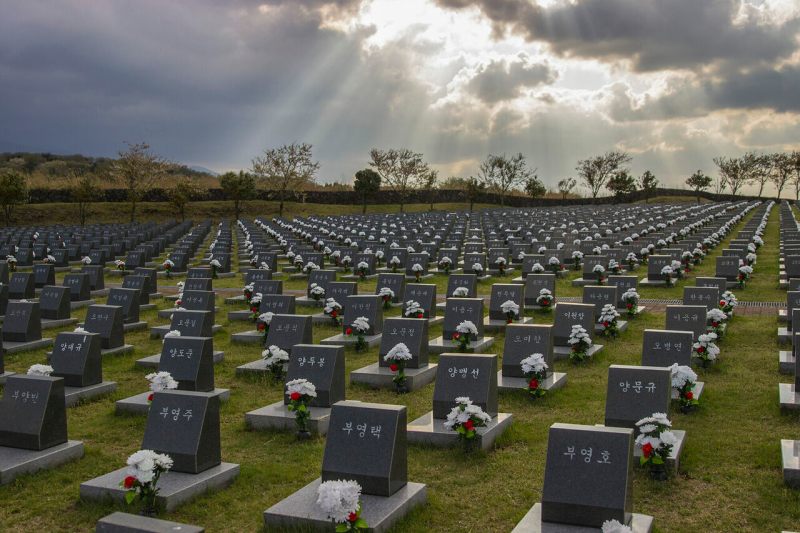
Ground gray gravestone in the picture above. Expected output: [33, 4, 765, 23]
[432, 353, 497, 418]
[442, 298, 485, 340]
[159, 336, 215, 392]
[170, 310, 213, 337]
[3, 301, 42, 342]
[0, 375, 68, 450]
[39, 285, 71, 320]
[8, 272, 35, 300]
[446, 274, 477, 298]
[524, 274, 555, 306]
[488, 284, 524, 321]
[641, 329, 693, 367]
[284, 344, 345, 407]
[608, 276, 637, 308]
[695, 277, 727, 292]
[122, 275, 150, 305]
[502, 324, 553, 378]
[141, 390, 221, 474]
[605, 365, 672, 431]
[582, 286, 618, 314]
[553, 303, 595, 346]
[375, 273, 405, 303]
[63, 273, 91, 302]
[403, 284, 436, 318]
[260, 294, 296, 316]
[379, 318, 428, 369]
[665, 305, 707, 339]
[321, 401, 407, 496]
[84, 304, 124, 349]
[33, 264, 55, 288]
[343, 295, 383, 335]
[715, 256, 740, 281]
[106, 288, 141, 323]
[683, 286, 719, 310]
[184, 278, 212, 292]
[51, 331, 102, 387]
[266, 314, 313, 352]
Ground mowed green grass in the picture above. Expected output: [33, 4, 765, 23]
[0, 203, 799, 532]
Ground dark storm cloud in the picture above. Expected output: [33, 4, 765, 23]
[435, 0, 800, 72]
[466, 54, 557, 103]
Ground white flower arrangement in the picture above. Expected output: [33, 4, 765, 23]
[572, 250, 584, 260]
[375, 250, 384, 260]
[495, 256, 507, 266]
[250, 292, 263, 306]
[568, 324, 592, 363]
[384, 342, 413, 362]
[601, 519, 633, 533]
[262, 345, 289, 366]
[500, 299, 520, 321]
[209, 259, 221, 268]
[310, 283, 326, 298]
[356, 261, 369, 272]
[456, 320, 478, 336]
[304, 261, 320, 273]
[593, 264, 605, 274]
[351, 316, 370, 333]
[536, 288, 554, 307]
[163, 259, 174, 268]
[670, 363, 697, 390]
[81, 256, 92, 264]
[599, 303, 619, 324]
[452, 286, 469, 297]
[258, 311, 274, 325]
[126, 449, 173, 485]
[472, 262, 483, 273]
[286, 378, 317, 398]
[443, 397, 492, 431]
[27, 364, 54, 376]
[635, 412, 677, 475]
[316, 479, 363, 527]
[707, 308, 727, 323]
[404, 300, 424, 317]
[693, 332, 720, 365]
[74, 326, 88, 333]
[146, 371, 178, 392]
[389, 255, 401, 266]
[531, 262, 545, 273]
[520, 353, 548, 375]
[411, 263, 424, 273]
[324, 298, 342, 315]
[378, 286, 395, 300]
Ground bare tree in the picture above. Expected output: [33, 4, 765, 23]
[557, 177, 576, 200]
[369, 148, 432, 212]
[712, 172, 727, 195]
[251, 142, 319, 217]
[576, 151, 632, 198]
[746, 152, 774, 198]
[66, 170, 101, 226]
[714, 156, 749, 196]
[465, 177, 486, 212]
[111, 142, 170, 222]
[475, 153, 533, 206]
[770, 152, 793, 199]
[791, 151, 800, 201]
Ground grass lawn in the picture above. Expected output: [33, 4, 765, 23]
[0, 202, 798, 532]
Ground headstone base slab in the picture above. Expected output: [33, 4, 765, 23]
[320, 333, 383, 349]
[407, 411, 512, 450]
[639, 277, 667, 287]
[115, 389, 230, 415]
[428, 336, 494, 354]
[123, 321, 148, 333]
[245, 401, 331, 434]
[70, 299, 95, 310]
[136, 351, 224, 369]
[0, 371, 14, 384]
[497, 371, 567, 393]
[632, 429, 685, 473]
[484, 317, 533, 332]
[350, 363, 438, 392]
[0, 440, 84, 485]
[779, 383, 800, 410]
[224, 295, 246, 304]
[96, 511, 204, 533]
[779, 308, 789, 323]
[151, 324, 221, 339]
[570, 277, 601, 287]
[80, 462, 240, 512]
[296, 297, 325, 307]
[511, 503, 653, 533]
[91, 289, 111, 298]
[226, 310, 253, 321]
[263, 477, 426, 533]
[101, 344, 134, 357]
[340, 274, 379, 281]
[778, 327, 792, 344]
[41, 318, 79, 330]
[65, 381, 118, 407]
[781, 439, 800, 488]
[552, 344, 604, 361]
[594, 321, 628, 334]
[230, 330, 264, 344]
[404, 274, 434, 281]
[779, 350, 794, 374]
[3, 337, 54, 354]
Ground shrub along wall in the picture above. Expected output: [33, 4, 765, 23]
[27, 187, 774, 206]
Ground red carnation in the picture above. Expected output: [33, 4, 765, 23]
[257, 322, 266, 331]
[348, 512, 358, 523]
[389, 363, 399, 372]
[452, 333, 460, 340]
[290, 391, 301, 401]
[331, 310, 338, 318]
[123, 475, 137, 489]
[464, 419, 474, 431]
[626, 303, 633, 309]
[251, 306, 258, 313]
[697, 346, 705, 353]
[719, 300, 726, 306]
[642, 442, 653, 458]
[417, 313, 424, 318]
[345, 327, 353, 335]
[529, 378, 539, 390]
[686, 391, 694, 400]
[603, 321, 610, 328]
[712, 321, 719, 327]
[147, 393, 154, 402]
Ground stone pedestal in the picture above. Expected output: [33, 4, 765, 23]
[779, 351, 795, 374]
[484, 317, 533, 332]
[3, 338, 54, 354]
[639, 277, 668, 287]
[264, 478, 427, 533]
[321, 333, 383, 349]
[64, 381, 117, 407]
[135, 351, 224, 369]
[511, 503, 654, 533]
[41, 318, 79, 330]
[80, 463, 240, 512]
[0, 440, 84, 485]
[96, 512, 204, 533]
[230, 330, 264, 344]
[0, 371, 15, 385]
[226, 310, 253, 322]
[116, 389, 230, 415]
[552, 344, 604, 361]
[427, 336, 494, 354]
[407, 411, 512, 451]
[350, 363, 438, 392]
[779, 383, 800, 411]
[151, 324, 221, 339]
[70, 299, 95, 310]
[101, 345, 134, 357]
[245, 401, 332, 435]
[224, 295, 246, 304]
[593, 321, 629, 334]
[296, 296, 324, 307]
[497, 371, 567, 393]
[778, 327, 793, 344]
[781, 439, 800, 488]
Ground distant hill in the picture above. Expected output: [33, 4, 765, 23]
[189, 165, 218, 176]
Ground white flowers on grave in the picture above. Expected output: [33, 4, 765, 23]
[472, 262, 483, 274]
[598, 304, 620, 338]
[635, 412, 677, 479]
[81, 256, 92, 265]
[443, 397, 492, 450]
[304, 261, 320, 274]
[571, 250, 583, 269]
[163, 330, 181, 340]
[456, 320, 478, 336]
[74, 326, 88, 333]
[404, 300, 424, 318]
[309, 282, 326, 300]
[521, 352, 548, 399]
[547, 256, 561, 273]
[693, 332, 720, 367]
[146, 371, 178, 395]
[536, 288, 554, 310]
[719, 290, 737, 316]
[316, 479, 367, 530]
[601, 519, 633, 533]
[500, 300, 520, 323]
[568, 325, 592, 364]
[411, 263, 424, 278]
[737, 264, 753, 287]
[753, 235, 763, 247]
[592, 263, 606, 284]
[452, 286, 469, 298]
[293, 254, 305, 267]
[608, 258, 621, 274]
[122, 450, 173, 510]
[262, 345, 289, 379]
[350, 316, 370, 333]
[378, 286, 395, 308]
[621, 288, 640, 317]
[453, 320, 478, 352]
[660, 265, 674, 287]
[114, 259, 126, 270]
[385, 342, 413, 391]
[670, 363, 699, 411]
[531, 262, 545, 274]
[209, 259, 221, 268]
[517, 251, 526, 261]
[286, 378, 317, 435]
[27, 364, 53, 376]
[389, 255, 401, 271]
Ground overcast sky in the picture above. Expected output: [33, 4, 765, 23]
[1, 0, 799, 194]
